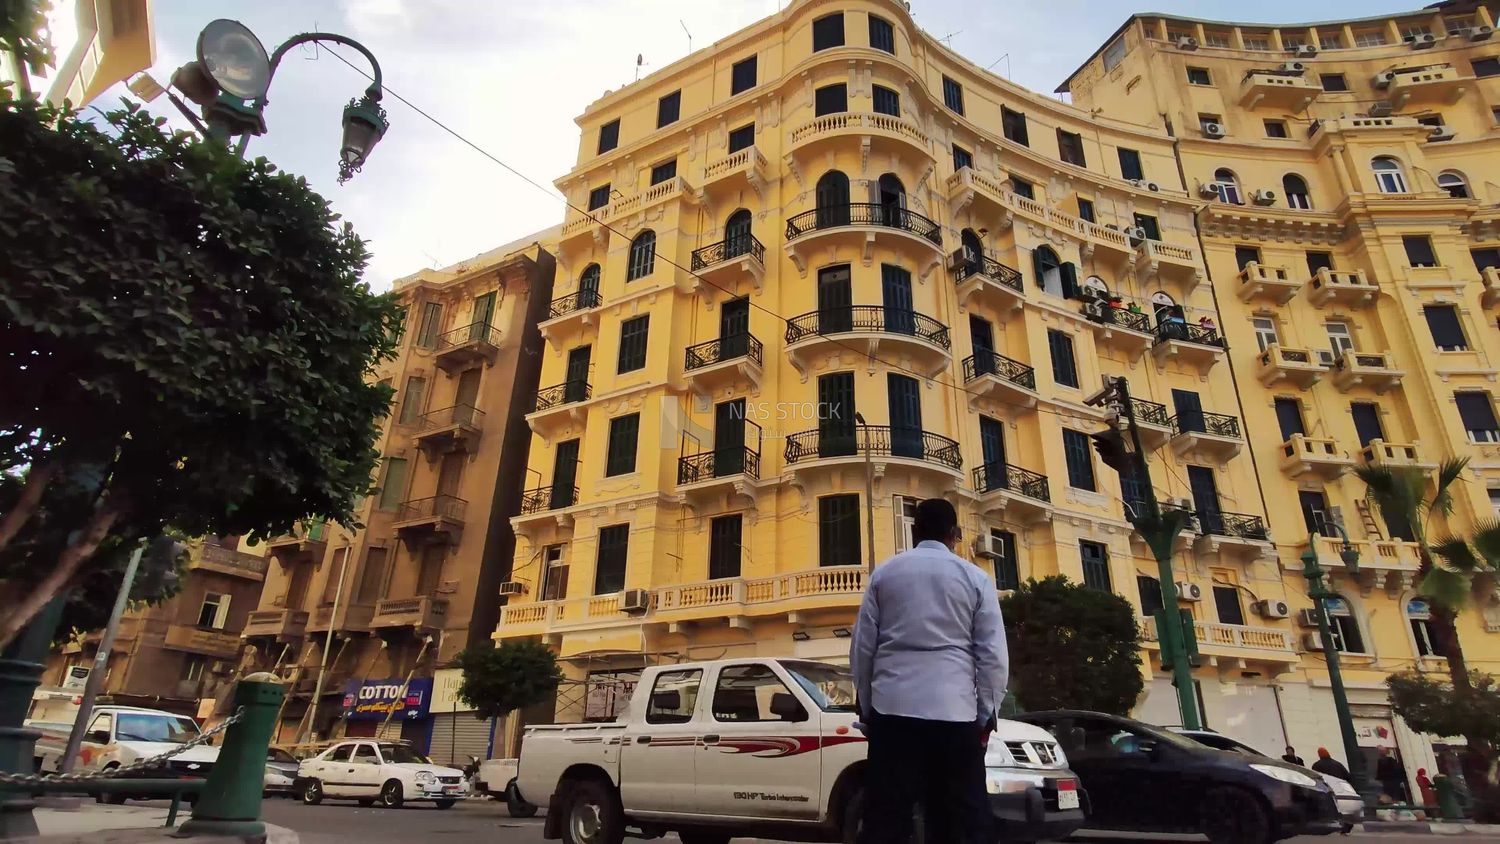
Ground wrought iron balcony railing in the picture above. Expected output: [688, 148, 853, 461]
[436, 321, 501, 351]
[394, 494, 466, 524]
[520, 485, 578, 515]
[952, 253, 1023, 292]
[1171, 410, 1242, 439]
[1082, 302, 1153, 333]
[784, 425, 962, 470]
[972, 461, 1051, 503]
[690, 234, 766, 271]
[547, 289, 601, 320]
[533, 380, 592, 412]
[960, 350, 1037, 390]
[785, 203, 943, 246]
[416, 404, 484, 430]
[1154, 321, 1224, 349]
[685, 333, 764, 371]
[1195, 510, 1269, 541]
[784, 306, 950, 349]
[677, 447, 762, 484]
[1131, 397, 1170, 428]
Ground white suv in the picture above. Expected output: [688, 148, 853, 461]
[297, 740, 468, 809]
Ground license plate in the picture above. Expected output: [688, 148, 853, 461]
[1057, 790, 1079, 810]
[444, 786, 461, 793]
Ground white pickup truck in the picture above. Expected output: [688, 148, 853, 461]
[30, 705, 218, 802]
[516, 658, 1085, 844]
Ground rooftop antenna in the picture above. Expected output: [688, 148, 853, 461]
[939, 29, 962, 46]
[986, 53, 1011, 78]
[680, 20, 692, 54]
[635, 53, 644, 81]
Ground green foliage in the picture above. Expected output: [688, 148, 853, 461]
[1388, 671, 1500, 746]
[455, 641, 563, 721]
[1002, 576, 1143, 715]
[0, 0, 56, 87]
[0, 97, 402, 631]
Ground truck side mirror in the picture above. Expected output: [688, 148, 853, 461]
[770, 693, 807, 722]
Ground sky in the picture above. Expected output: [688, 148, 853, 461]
[112, 0, 1418, 290]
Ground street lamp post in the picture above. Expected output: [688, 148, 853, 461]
[1299, 527, 1380, 807]
[852, 413, 877, 572]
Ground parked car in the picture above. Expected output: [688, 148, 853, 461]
[32, 706, 218, 803]
[515, 658, 1087, 844]
[296, 740, 468, 809]
[478, 757, 538, 817]
[265, 747, 300, 797]
[1172, 728, 1364, 832]
[1013, 710, 1341, 844]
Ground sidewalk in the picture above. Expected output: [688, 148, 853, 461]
[1360, 820, 1500, 836]
[24, 802, 297, 844]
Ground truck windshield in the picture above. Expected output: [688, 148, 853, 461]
[782, 661, 858, 712]
[115, 714, 200, 744]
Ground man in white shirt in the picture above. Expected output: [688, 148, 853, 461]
[851, 498, 1008, 844]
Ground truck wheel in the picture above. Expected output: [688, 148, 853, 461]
[99, 765, 126, 805]
[840, 783, 865, 844]
[301, 779, 324, 806]
[561, 778, 623, 844]
[435, 799, 456, 810]
[507, 784, 539, 818]
[1202, 786, 1273, 844]
[379, 780, 405, 809]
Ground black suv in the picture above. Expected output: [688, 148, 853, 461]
[1013, 711, 1341, 844]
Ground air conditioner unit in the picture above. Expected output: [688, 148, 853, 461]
[1176, 581, 1204, 602]
[1428, 125, 1457, 142]
[1373, 70, 1397, 88]
[1410, 32, 1438, 49]
[1301, 632, 1325, 652]
[1293, 44, 1318, 58]
[1202, 122, 1227, 139]
[947, 249, 969, 271]
[1176, 36, 1199, 50]
[1256, 599, 1291, 620]
[1469, 25, 1495, 41]
[1297, 607, 1323, 628]
[498, 581, 526, 597]
[1146, 181, 1162, 192]
[1368, 102, 1395, 118]
[1315, 349, 1338, 367]
[1123, 226, 1148, 243]
[1252, 188, 1278, 206]
[971, 535, 1001, 560]
[1281, 61, 1307, 73]
[1197, 182, 1221, 199]
[621, 588, 652, 613]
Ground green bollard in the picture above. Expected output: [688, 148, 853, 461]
[1434, 775, 1463, 821]
[0, 598, 66, 841]
[176, 673, 284, 841]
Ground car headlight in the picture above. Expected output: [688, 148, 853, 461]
[415, 771, 435, 784]
[1326, 776, 1359, 797]
[1250, 764, 1319, 788]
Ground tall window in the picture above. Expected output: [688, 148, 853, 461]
[1283, 174, 1311, 210]
[1062, 429, 1095, 491]
[657, 90, 681, 128]
[1079, 541, 1110, 591]
[1438, 171, 1470, 199]
[728, 123, 755, 154]
[618, 315, 649, 372]
[540, 545, 568, 601]
[1117, 148, 1143, 181]
[597, 119, 620, 155]
[1457, 392, 1500, 442]
[942, 76, 964, 114]
[868, 14, 895, 53]
[1234, 245, 1262, 270]
[1325, 321, 1354, 357]
[991, 530, 1019, 591]
[1001, 107, 1029, 146]
[1077, 197, 1095, 223]
[397, 375, 427, 425]
[1325, 598, 1366, 653]
[1424, 305, 1468, 351]
[355, 547, 389, 604]
[818, 494, 861, 566]
[1473, 248, 1500, 273]
[872, 85, 900, 117]
[812, 13, 845, 51]
[952, 144, 973, 173]
[1373, 157, 1408, 194]
[606, 414, 640, 476]
[1057, 130, 1086, 167]
[182, 656, 205, 683]
[627, 230, 656, 280]
[1133, 213, 1160, 241]
[196, 593, 228, 628]
[1306, 251, 1333, 275]
[1048, 330, 1078, 388]
[1253, 317, 1279, 352]
[1212, 168, 1242, 205]
[1408, 599, 1438, 657]
[1213, 584, 1245, 625]
[649, 159, 677, 186]
[708, 515, 743, 579]
[731, 56, 757, 95]
[587, 184, 612, 211]
[815, 83, 847, 116]
[1137, 576, 1164, 616]
[415, 302, 443, 348]
[1010, 177, 1035, 200]
[1186, 67, 1211, 85]
[594, 525, 630, 594]
[1404, 235, 1438, 267]
[377, 457, 408, 511]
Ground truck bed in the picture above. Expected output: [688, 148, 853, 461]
[516, 722, 626, 808]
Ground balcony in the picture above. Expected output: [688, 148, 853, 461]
[1135, 240, 1203, 291]
[392, 495, 466, 546]
[961, 350, 1039, 411]
[1080, 299, 1155, 359]
[412, 405, 484, 459]
[527, 380, 592, 440]
[698, 145, 769, 200]
[1152, 321, 1224, 374]
[676, 447, 764, 510]
[972, 461, 1052, 524]
[994, 191, 1134, 262]
[558, 177, 698, 248]
[539, 290, 601, 351]
[513, 485, 578, 540]
[1193, 511, 1273, 559]
[1280, 434, 1354, 480]
[433, 322, 501, 373]
[946, 167, 1012, 221]
[1331, 350, 1405, 394]
[1306, 268, 1378, 308]
[783, 203, 943, 277]
[163, 624, 242, 659]
[1384, 64, 1471, 108]
[786, 112, 932, 180]
[1125, 397, 1173, 451]
[682, 333, 764, 400]
[1239, 70, 1321, 111]
[953, 252, 1025, 313]
[684, 235, 765, 302]
[1255, 344, 1326, 389]
[242, 609, 308, 642]
[1359, 439, 1437, 472]
[784, 306, 951, 380]
[190, 540, 270, 580]
[1170, 410, 1244, 461]
[1482, 267, 1500, 308]
[784, 426, 963, 495]
[370, 595, 448, 633]
[1236, 263, 1302, 305]
[1141, 616, 1298, 668]
[307, 603, 374, 635]
[1302, 536, 1421, 592]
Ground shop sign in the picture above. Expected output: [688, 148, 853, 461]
[342, 678, 433, 721]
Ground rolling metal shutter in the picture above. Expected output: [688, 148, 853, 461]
[428, 715, 496, 766]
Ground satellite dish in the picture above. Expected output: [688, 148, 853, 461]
[197, 19, 271, 100]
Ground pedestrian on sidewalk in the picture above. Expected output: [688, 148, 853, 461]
[1377, 747, 1408, 802]
[1282, 746, 1304, 766]
[1312, 747, 1352, 781]
[1416, 768, 1436, 807]
[851, 498, 1008, 844]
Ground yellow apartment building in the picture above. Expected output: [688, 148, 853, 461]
[239, 233, 555, 760]
[1063, 0, 1500, 791]
[493, 0, 1303, 755]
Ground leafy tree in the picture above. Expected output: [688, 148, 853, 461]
[0, 0, 56, 98]
[1001, 576, 1143, 715]
[455, 641, 564, 722]
[0, 97, 402, 648]
[1388, 671, 1500, 821]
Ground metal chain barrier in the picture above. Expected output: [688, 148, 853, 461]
[0, 707, 245, 787]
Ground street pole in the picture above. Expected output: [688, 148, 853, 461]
[58, 540, 144, 773]
[0, 597, 66, 839]
[298, 545, 351, 744]
[853, 413, 877, 571]
[1113, 378, 1201, 730]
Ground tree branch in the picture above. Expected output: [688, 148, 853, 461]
[0, 497, 125, 651]
[0, 458, 59, 553]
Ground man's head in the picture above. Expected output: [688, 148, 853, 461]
[1317, 747, 1332, 760]
[912, 498, 961, 549]
[1285, 745, 1296, 755]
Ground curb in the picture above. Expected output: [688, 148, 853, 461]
[1358, 821, 1500, 835]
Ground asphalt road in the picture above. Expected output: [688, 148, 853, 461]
[255, 796, 1497, 844]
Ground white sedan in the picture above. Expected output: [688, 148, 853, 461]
[297, 740, 468, 809]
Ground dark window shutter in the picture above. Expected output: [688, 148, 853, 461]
[1457, 393, 1500, 439]
[1060, 262, 1080, 299]
[594, 525, 630, 594]
[812, 14, 845, 51]
[992, 531, 1019, 590]
[1424, 305, 1468, 350]
[731, 56, 757, 95]
[605, 414, 640, 476]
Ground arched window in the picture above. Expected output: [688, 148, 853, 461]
[1212, 168, 1242, 205]
[1081, 275, 1109, 298]
[724, 209, 753, 258]
[961, 228, 984, 262]
[1032, 245, 1063, 297]
[1372, 157, 1408, 194]
[877, 173, 906, 227]
[1437, 170, 1470, 199]
[578, 263, 601, 306]
[627, 230, 656, 281]
[815, 170, 851, 228]
[1283, 174, 1312, 210]
[1408, 599, 1438, 657]
[1150, 291, 1178, 325]
[1325, 597, 1366, 654]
